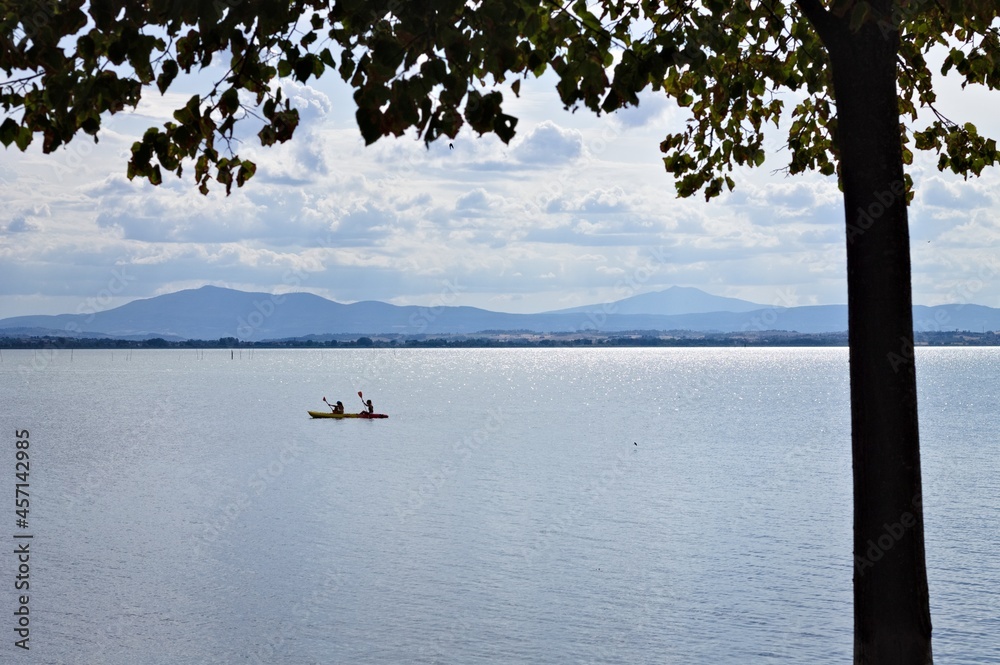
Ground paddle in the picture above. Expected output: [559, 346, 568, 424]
[323, 396, 335, 413]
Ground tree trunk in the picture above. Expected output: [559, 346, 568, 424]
[822, 7, 933, 664]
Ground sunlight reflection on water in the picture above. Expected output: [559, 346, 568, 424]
[1, 347, 996, 663]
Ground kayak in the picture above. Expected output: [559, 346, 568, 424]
[308, 411, 389, 419]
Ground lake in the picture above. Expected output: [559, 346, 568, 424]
[1, 347, 997, 663]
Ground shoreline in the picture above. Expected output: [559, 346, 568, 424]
[2, 329, 998, 349]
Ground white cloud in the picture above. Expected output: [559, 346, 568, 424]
[612, 91, 672, 128]
[455, 188, 503, 212]
[921, 177, 993, 210]
[548, 186, 633, 214]
[511, 121, 584, 165]
[280, 80, 333, 123]
[3, 215, 37, 234]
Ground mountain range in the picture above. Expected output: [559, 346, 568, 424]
[2, 285, 999, 340]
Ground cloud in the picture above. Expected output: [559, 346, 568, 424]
[130, 90, 195, 123]
[612, 91, 671, 129]
[735, 180, 842, 223]
[92, 186, 265, 244]
[252, 138, 330, 184]
[579, 186, 632, 213]
[765, 182, 819, 210]
[455, 188, 505, 213]
[1, 203, 50, 234]
[521, 213, 676, 247]
[934, 209, 1000, 248]
[3, 215, 38, 234]
[921, 177, 992, 210]
[511, 121, 584, 165]
[87, 173, 142, 198]
[546, 186, 632, 214]
[327, 203, 399, 246]
[455, 188, 491, 211]
[238, 83, 336, 185]
[280, 80, 333, 124]
[86, 170, 421, 248]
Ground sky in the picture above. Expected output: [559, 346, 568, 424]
[2, 40, 1000, 319]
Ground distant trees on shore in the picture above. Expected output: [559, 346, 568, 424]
[2, 330, 997, 350]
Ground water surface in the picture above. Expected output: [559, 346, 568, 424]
[0, 347, 996, 663]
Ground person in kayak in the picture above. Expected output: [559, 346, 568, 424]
[334, 401, 345, 414]
[362, 399, 374, 415]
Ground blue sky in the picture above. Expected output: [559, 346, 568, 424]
[2, 53, 1000, 319]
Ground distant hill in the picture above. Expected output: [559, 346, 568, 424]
[550, 285, 768, 315]
[2, 285, 1000, 340]
[0, 286, 556, 340]
[0, 326, 186, 342]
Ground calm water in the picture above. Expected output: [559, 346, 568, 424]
[0, 347, 997, 664]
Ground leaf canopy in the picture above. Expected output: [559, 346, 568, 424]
[1, 0, 998, 195]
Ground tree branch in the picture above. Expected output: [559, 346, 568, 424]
[794, 0, 835, 44]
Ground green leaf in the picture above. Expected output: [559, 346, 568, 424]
[14, 126, 32, 151]
[236, 160, 257, 187]
[355, 108, 382, 145]
[294, 55, 316, 82]
[218, 87, 239, 115]
[157, 60, 179, 94]
[0, 118, 18, 148]
[173, 95, 201, 125]
[494, 113, 518, 143]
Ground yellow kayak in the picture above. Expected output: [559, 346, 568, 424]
[308, 411, 388, 419]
